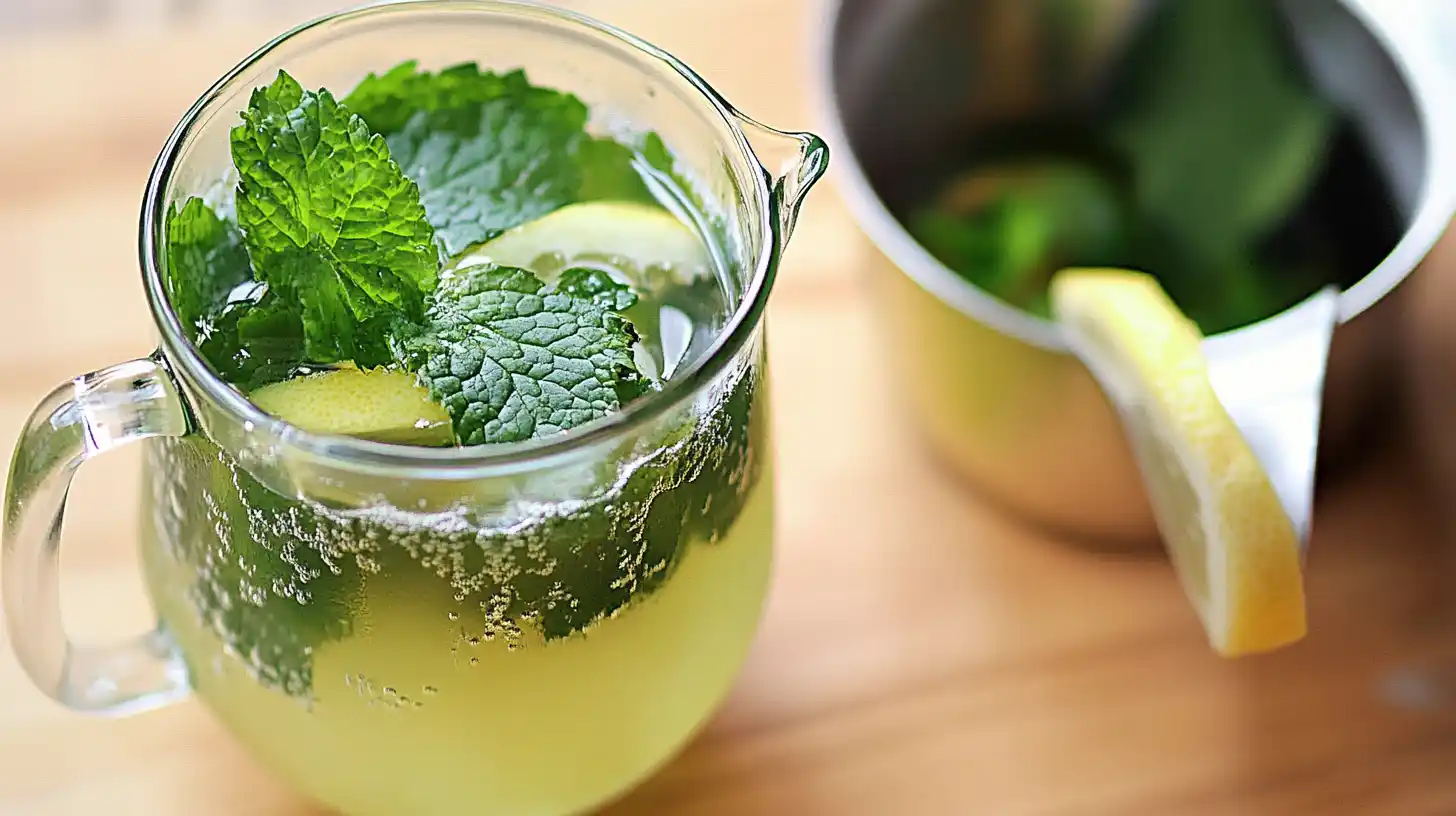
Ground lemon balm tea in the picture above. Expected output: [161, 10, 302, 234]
[0, 5, 826, 815]
[144, 63, 765, 815]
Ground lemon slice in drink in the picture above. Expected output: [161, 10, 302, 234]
[250, 367, 453, 447]
[1050, 268, 1305, 656]
[453, 201, 711, 283]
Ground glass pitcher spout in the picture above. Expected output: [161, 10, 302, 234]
[733, 111, 830, 245]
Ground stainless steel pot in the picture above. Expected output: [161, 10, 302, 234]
[815, 0, 1456, 542]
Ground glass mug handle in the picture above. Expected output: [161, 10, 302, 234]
[3, 356, 191, 714]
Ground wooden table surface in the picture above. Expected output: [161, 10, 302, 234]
[3, 1, 1456, 813]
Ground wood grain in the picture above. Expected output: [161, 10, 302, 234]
[1, 2, 1455, 814]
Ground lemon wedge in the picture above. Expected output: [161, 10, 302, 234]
[249, 367, 453, 447]
[1050, 268, 1305, 656]
[453, 201, 712, 284]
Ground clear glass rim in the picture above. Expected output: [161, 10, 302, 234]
[139, 0, 777, 473]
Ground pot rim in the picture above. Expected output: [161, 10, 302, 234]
[811, 0, 1456, 353]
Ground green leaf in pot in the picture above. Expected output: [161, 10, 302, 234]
[1105, 0, 1335, 269]
[908, 158, 1129, 316]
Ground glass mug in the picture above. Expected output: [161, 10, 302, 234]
[2, 2, 827, 814]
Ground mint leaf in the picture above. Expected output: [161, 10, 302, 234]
[555, 267, 639, 311]
[399, 264, 641, 445]
[910, 204, 1052, 316]
[344, 62, 719, 261]
[575, 136, 656, 204]
[346, 62, 585, 140]
[554, 268, 650, 404]
[339, 59, 435, 135]
[909, 160, 1126, 316]
[231, 70, 438, 365]
[1107, 0, 1334, 263]
[350, 65, 590, 257]
[164, 197, 253, 333]
[635, 132, 704, 210]
[195, 291, 308, 390]
[345, 61, 531, 136]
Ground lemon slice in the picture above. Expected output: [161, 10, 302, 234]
[452, 201, 711, 283]
[1050, 268, 1305, 656]
[250, 367, 453, 447]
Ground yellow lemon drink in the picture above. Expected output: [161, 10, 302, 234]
[141, 429, 772, 816]
[145, 102, 775, 815]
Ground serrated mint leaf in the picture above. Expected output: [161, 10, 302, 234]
[1107, 0, 1333, 263]
[351, 65, 590, 257]
[555, 267, 639, 311]
[346, 61, 529, 136]
[339, 59, 434, 135]
[196, 291, 308, 390]
[554, 268, 650, 405]
[389, 110, 583, 258]
[399, 264, 642, 445]
[343, 61, 719, 264]
[165, 197, 253, 333]
[231, 70, 439, 365]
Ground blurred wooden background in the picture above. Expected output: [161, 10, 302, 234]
[0, 0, 347, 35]
[2, 1, 1456, 814]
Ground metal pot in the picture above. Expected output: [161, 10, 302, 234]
[815, 0, 1456, 542]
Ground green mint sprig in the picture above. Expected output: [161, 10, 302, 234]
[164, 197, 254, 333]
[396, 264, 644, 446]
[347, 63, 592, 256]
[231, 71, 439, 366]
[167, 67, 651, 444]
[345, 62, 697, 256]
